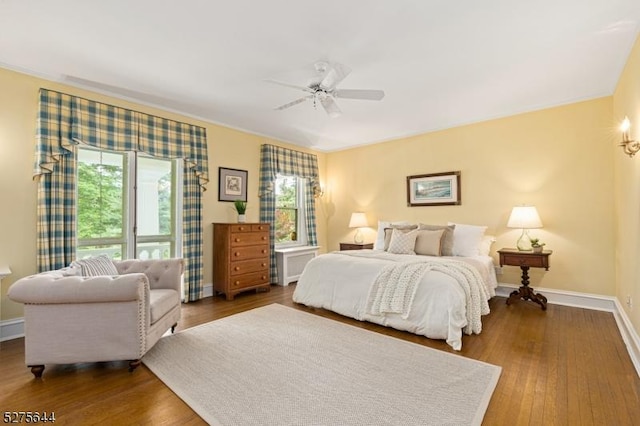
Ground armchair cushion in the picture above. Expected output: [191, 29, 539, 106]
[149, 289, 180, 324]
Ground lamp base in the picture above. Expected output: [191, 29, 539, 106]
[354, 228, 364, 244]
[516, 229, 532, 251]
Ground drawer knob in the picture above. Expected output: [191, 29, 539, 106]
[234, 281, 240, 285]
[262, 275, 266, 280]
[235, 238, 241, 242]
[239, 227, 245, 231]
[234, 266, 240, 271]
[262, 263, 266, 267]
[262, 249, 267, 254]
[234, 252, 240, 257]
[262, 236, 266, 240]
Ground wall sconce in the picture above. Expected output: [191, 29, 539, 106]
[314, 183, 325, 198]
[348, 212, 369, 244]
[620, 116, 640, 157]
[507, 205, 543, 251]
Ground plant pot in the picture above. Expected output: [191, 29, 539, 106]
[532, 246, 543, 253]
[237, 214, 246, 223]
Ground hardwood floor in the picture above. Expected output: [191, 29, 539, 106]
[1, 285, 639, 425]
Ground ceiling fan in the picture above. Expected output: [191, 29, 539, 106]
[266, 61, 385, 118]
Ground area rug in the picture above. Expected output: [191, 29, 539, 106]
[143, 304, 501, 425]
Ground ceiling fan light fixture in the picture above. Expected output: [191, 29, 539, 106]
[267, 61, 384, 118]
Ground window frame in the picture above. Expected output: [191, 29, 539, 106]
[274, 175, 307, 248]
[75, 145, 183, 260]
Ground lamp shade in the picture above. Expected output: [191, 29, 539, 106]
[348, 212, 368, 228]
[507, 206, 543, 229]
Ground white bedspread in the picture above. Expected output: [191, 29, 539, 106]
[292, 250, 497, 350]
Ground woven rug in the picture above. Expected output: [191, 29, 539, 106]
[143, 304, 501, 425]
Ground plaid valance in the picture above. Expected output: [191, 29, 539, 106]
[258, 144, 321, 197]
[35, 89, 209, 189]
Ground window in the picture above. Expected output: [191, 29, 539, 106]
[76, 147, 182, 260]
[274, 175, 307, 246]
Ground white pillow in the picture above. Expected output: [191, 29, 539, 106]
[387, 229, 419, 255]
[70, 254, 119, 276]
[374, 220, 412, 250]
[479, 235, 496, 256]
[447, 222, 488, 257]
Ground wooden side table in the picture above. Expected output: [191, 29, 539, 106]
[498, 248, 552, 311]
[339, 242, 374, 251]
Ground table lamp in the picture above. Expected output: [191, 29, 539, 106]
[348, 212, 368, 244]
[507, 206, 543, 251]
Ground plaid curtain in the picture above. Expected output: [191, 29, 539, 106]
[258, 144, 320, 282]
[35, 89, 209, 301]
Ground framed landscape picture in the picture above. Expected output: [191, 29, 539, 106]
[218, 167, 248, 202]
[407, 171, 461, 206]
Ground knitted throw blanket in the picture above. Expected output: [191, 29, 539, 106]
[367, 258, 490, 334]
[367, 262, 432, 319]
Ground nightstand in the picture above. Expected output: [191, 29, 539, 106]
[498, 248, 552, 311]
[339, 242, 374, 251]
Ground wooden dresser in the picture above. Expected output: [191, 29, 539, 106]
[213, 223, 271, 300]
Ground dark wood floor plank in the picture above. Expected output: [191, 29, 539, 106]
[1, 284, 639, 425]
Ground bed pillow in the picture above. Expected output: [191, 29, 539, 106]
[418, 224, 456, 256]
[447, 222, 488, 257]
[374, 220, 412, 250]
[383, 224, 419, 251]
[70, 254, 119, 277]
[414, 229, 445, 256]
[387, 229, 419, 255]
[479, 235, 496, 256]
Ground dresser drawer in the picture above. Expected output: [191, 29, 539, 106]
[230, 231, 269, 247]
[231, 245, 269, 260]
[252, 224, 269, 232]
[229, 224, 253, 233]
[230, 258, 269, 276]
[230, 271, 270, 289]
[501, 254, 546, 268]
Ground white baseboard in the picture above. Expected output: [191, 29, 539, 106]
[203, 282, 214, 298]
[496, 283, 617, 312]
[0, 317, 24, 342]
[612, 299, 640, 377]
[497, 283, 639, 377]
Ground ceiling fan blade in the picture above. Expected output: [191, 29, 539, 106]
[265, 79, 314, 94]
[320, 96, 342, 118]
[319, 62, 351, 90]
[333, 89, 385, 101]
[275, 96, 312, 111]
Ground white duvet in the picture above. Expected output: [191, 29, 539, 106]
[292, 250, 498, 350]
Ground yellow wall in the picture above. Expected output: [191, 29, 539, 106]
[613, 34, 640, 335]
[0, 66, 327, 321]
[325, 98, 616, 295]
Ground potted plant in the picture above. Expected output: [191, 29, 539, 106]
[234, 200, 247, 223]
[530, 237, 545, 253]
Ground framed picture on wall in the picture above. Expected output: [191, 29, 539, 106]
[407, 171, 461, 206]
[218, 167, 248, 202]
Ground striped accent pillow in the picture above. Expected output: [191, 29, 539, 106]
[71, 254, 119, 277]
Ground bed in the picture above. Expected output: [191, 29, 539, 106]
[292, 222, 498, 350]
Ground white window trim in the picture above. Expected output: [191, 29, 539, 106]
[275, 176, 308, 249]
[76, 146, 183, 260]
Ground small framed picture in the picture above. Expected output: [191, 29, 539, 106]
[407, 171, 461, 206]
[218, 167, 248, 202]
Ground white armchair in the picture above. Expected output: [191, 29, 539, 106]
[8, 258, 184, 378]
